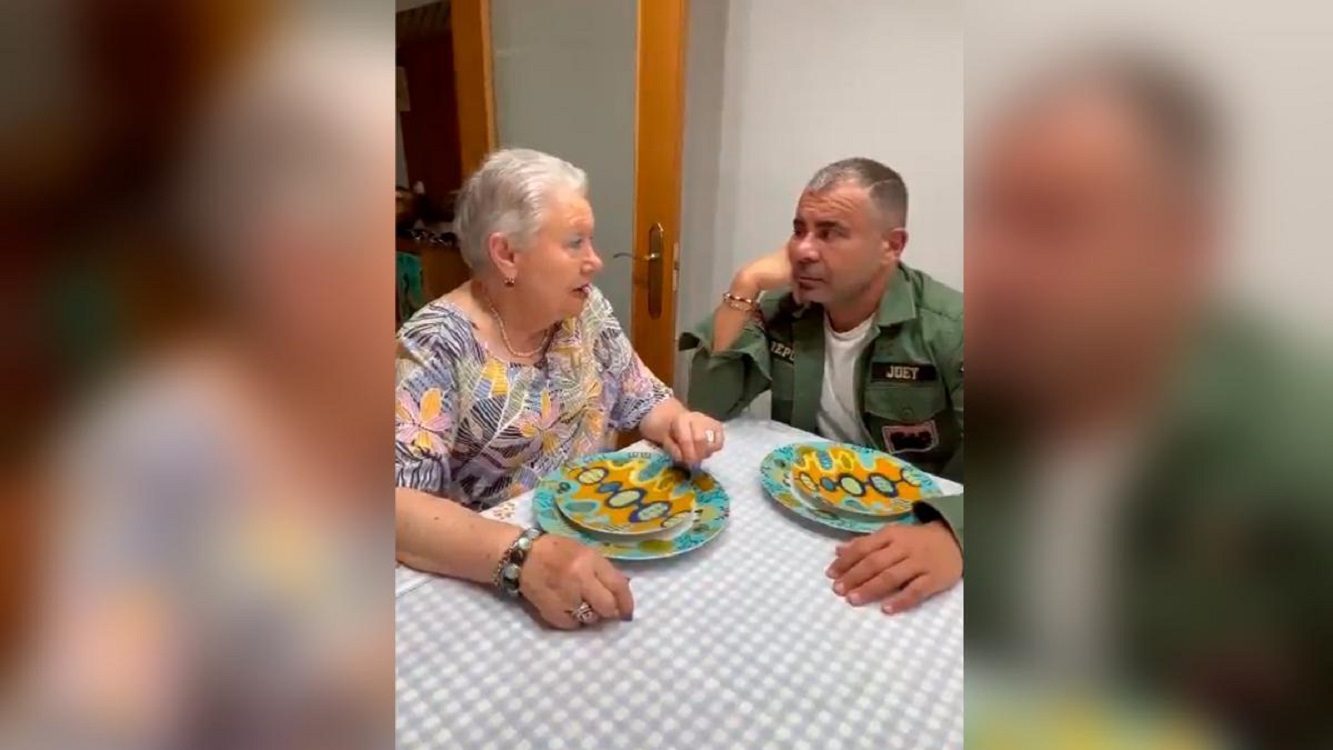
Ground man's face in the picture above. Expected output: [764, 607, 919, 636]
[787, 184, 899, 305]
[968, 88, 1210, 402]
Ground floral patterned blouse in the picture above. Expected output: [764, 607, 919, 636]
[395, 286, 672, 510]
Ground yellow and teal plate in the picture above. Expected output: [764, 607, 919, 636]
[534, 452, 730, 560]
[549, 451, 699, 537]
[790, 443, 936, 518]
[759, 442, 940, 533]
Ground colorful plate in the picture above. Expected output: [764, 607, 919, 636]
[759, 443, 937, 533]
[534, 455, 730, 560]
[789, 443, 937, 518]
[549, 452, 699, 537]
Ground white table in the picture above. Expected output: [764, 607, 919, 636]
[396, 417, 964, 749]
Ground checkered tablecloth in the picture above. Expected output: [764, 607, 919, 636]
[396, 417, 964, 749]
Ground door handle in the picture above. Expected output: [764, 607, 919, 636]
[611, 224, 665, 318]
[646, 222, 664, 319]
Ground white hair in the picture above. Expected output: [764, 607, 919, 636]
[455, 148, 588, 270]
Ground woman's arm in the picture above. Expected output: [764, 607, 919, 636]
[395, 488, 636, 626]
[585, 288, 720, 464]
[395, 487, 523, 583]
[395, 319, 523, 581]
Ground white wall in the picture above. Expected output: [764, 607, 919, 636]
[677, 0, 731, 394]
[677, 0, 965, 401]
[489, 0, 639, 325]
[968, 0, 1333, 339]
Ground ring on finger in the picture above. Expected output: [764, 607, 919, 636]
[568, 601, 598, 626]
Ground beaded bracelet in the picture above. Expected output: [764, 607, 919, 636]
[722, 291, 758, 311]
[493, 527, 544, 598]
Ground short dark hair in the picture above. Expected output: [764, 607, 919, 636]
[1021, 49, 1223, 190]
[805, 157, 908, 227]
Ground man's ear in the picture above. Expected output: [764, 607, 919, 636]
[882, 227, 908, 263]
[487, 233, 518, 279]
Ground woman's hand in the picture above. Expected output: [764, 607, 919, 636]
[638, 400, 725, 468]
[519, 535, 634, 630]
[662, 411, 725, 468]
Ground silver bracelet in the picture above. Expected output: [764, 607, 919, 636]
[493, 527, 544, 598]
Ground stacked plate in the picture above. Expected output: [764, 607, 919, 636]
[533, 451, 731, 560]
[759, 442, 943, 533]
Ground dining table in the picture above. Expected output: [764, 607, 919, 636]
[396, 416, 964, 749]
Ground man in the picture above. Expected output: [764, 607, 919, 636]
[679, 158, 964, 614]
[968, 55, 1333, 746]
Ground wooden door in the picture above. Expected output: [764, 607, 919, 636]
[629, 0, 689, 386]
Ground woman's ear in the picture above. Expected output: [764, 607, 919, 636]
[487, 233, 518, 280]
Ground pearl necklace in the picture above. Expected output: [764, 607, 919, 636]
[481, 291, 552, 359]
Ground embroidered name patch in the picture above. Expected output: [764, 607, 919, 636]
[883, 421, 939, 454]
[870, 362, 938, 383]
[769, 340, 795, 362]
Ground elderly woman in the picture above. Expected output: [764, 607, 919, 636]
[395, 148, 724, 629]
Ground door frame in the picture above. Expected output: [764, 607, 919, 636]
[450, 0, 497, 174]
[629, 0, 689, 386]
[449, 0, 689, 387]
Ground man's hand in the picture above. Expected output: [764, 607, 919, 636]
[825, 521, 962, 614]
[710, 247, 795, 354]
[734, 247, 799, 303]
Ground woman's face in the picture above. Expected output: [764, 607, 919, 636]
[511, 190, 603, 322]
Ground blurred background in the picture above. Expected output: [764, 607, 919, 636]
[1, 1, 393, 748]
[966, 2, 1333, 748]
[4, 0, 1333, 748]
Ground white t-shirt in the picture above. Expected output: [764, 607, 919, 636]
[1022, 422, 1144, 681]
[816, 314, 876, 445]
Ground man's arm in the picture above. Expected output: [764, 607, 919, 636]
[916, 315, 965, 547]
[679, 310, 771, 421]
[937, 318, 965, 482]
[915, 493, 964, 551]
[715, 247, 797, 350]
[679, 250, 797, 420]
[709, 275, 762, 353]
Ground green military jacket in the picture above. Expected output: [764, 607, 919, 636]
[679, 263, 965, 539]
[965, 318, 1333, 746]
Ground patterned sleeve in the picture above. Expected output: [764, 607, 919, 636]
[589, 289, 673, 431]
[395, 312, 460, 496]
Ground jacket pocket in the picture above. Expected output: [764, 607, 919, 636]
[863, 385, 949, 458]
